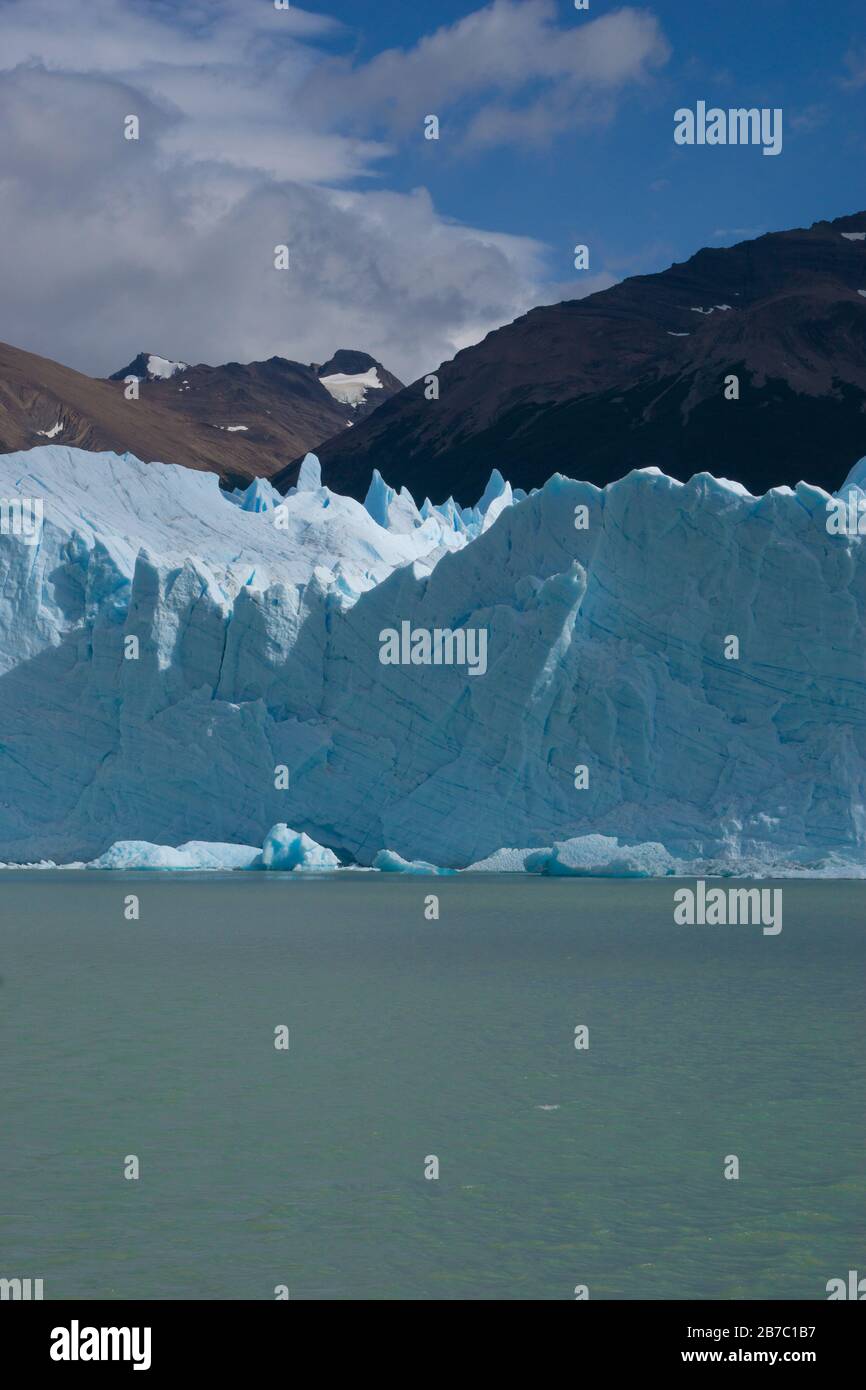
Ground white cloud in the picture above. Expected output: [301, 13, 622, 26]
[303, 1, 670, 149]
[0, 0, 667, 381]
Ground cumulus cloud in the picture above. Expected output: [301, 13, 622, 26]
[0, 0, 668, 381]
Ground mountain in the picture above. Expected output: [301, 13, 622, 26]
[109, 352, 189, 382]
[112, 346, 402, 432]
[312, 349, 404, 416]
[0, 341, 401, 487]
[274, 212, 866, 503]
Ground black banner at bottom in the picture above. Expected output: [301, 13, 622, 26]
[1, 1299, 861, 1375]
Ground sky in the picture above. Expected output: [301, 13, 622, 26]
[0, 0, 864, 382]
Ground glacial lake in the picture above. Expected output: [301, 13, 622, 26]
[0, 873, 863, 1300]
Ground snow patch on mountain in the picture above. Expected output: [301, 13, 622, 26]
[110, 353, 188, 384]
[145, 355, 187, 380]
[320, 367, 382, 407]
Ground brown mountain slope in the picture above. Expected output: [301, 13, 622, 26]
[0, 342, 401, 486]
[274, 211, 866, 503]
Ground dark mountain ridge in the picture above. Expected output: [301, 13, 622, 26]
[274, 211, 866, 503]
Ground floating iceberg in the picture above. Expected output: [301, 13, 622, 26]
[372, 849, 455, 875]
[87, 825, 340, 872]
[464, 847, 541, 872]
[524, 835, 679, 878]
[88, 840, 262, 871]
[258, 823, 340, 871]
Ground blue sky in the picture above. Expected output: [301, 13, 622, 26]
[315, 0, 866, 281]
[0, 0, 864, 379]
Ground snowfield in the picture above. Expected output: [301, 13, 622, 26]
[143, 354, 187, 380]
[2, 444, 866, 874]
[319, 367, 383, 408]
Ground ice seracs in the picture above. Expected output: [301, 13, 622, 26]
[363, 468, 424, 533]
[296, 452, 322, 491]
[0, 445, 458, 611]
[3, 445, 866, 874]
[840, 454, 866, 492]
[234, 476, 281, 513]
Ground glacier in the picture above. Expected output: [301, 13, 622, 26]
[2, 443, 866, 874]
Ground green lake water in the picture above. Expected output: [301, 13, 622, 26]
[0, 873, 863, 1300]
